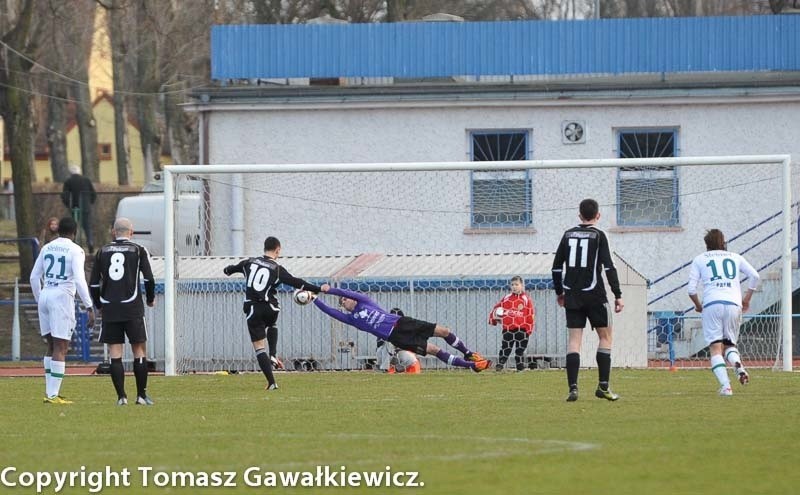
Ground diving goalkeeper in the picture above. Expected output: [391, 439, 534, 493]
[313, 287, 492, 372]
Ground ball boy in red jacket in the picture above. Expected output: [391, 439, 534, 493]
[489, 276, 535, 371]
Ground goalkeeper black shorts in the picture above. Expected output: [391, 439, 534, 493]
[389, 316, 436, 356]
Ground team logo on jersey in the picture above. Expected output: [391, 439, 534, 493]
[355, 309, 369, 319]
[517, 304, 524, 311]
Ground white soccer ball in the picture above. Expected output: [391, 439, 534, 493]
[494, 307, 505, 319]
[293, 289, 313, 305]
[394, 350, 418, 373]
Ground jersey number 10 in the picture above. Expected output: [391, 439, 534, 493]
[706, 258, 737, 281]
[247, 264, 271, 292]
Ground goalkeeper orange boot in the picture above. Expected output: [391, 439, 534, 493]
[472, 359, 492, 373]
[466, 352, 486, 362]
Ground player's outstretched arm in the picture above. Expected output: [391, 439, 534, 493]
[223, 260, 246, 276]
[325, 286, 374, 304]
[312, 296, 349, 324]
[277, 267, 322, 293]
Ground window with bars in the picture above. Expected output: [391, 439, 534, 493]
[470, 131, 532, 228]
[617, 129, 679, 227]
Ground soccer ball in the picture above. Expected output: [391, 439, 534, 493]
[293, 289, 313, 305]
[393, 350, 418, 373]
[493, 307, 505, 319]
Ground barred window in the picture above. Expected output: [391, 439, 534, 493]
[617, 129, 679, 227]
[470, 131, 532, 228]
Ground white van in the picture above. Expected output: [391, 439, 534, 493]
[115, 176, 205, 256]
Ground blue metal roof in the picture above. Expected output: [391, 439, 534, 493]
[211, 15, 800, 80]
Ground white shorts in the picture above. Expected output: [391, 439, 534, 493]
[38, 290, 76, 341]
[702, 303, 741, 346]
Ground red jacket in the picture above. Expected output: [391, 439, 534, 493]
[488, 293, 535, 335]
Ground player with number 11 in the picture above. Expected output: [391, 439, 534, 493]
[552, 199, 624, 402]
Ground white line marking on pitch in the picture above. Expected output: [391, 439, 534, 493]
[259, 432, 598, 468]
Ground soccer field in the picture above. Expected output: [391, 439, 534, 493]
[1, 369, 798, 495]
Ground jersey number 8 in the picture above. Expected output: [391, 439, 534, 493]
[109, 252, 126, 281]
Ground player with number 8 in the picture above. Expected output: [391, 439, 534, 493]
[89, 218, 156, 406]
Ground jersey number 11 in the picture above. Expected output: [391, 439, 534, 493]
[567, 238, 589, 268]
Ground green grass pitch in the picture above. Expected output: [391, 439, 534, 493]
[1, 369, 798, 494]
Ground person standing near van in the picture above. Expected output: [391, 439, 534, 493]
[61, 164, 97, 253]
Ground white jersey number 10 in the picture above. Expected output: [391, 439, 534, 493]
[706, 258, 737, 281]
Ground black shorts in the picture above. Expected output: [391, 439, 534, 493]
[565, 303, 611, 330]
[244, 301, 279, 342]
[388, 316, 436, 356]
[99, 318, 147, 344]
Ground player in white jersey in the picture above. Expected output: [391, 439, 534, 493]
[30, 217, 95, 404]
[687, 229, 760, 396]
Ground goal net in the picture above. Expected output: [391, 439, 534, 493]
[151, 156, 796, 375]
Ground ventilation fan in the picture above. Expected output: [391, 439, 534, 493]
[562, 121, 586, 144]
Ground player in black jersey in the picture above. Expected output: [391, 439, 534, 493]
[552, 199, 624, 402]
[89, 218, 155, 406]
[223, 236, 326, 390]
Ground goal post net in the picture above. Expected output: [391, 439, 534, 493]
[154, 156, 796, 376]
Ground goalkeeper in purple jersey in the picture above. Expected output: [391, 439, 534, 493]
[313, 287, 492, 372]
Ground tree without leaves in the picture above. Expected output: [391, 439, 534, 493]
[98, 0, 132, 185]
[0, 0, 38, 279]
[133, 0, 161, 182]
[67, 1, 101, 182]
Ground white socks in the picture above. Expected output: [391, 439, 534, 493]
[725, 347, 744, 372]
[710, 354, 730, 389]
[47, 360, 66, 399]
[43, 356, 52, 396]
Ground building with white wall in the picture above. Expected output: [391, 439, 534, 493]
[174, 16, 800, 367]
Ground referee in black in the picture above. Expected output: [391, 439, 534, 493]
[89, 217, 155, 406]
[552, 199, 624, 402]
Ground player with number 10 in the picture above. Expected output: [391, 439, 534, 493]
[89, 218, 156, 406]
[687, 229, 760, 396]
[223, 236, 325, 390]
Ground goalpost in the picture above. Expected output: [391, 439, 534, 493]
[160, 155, 795, 376]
